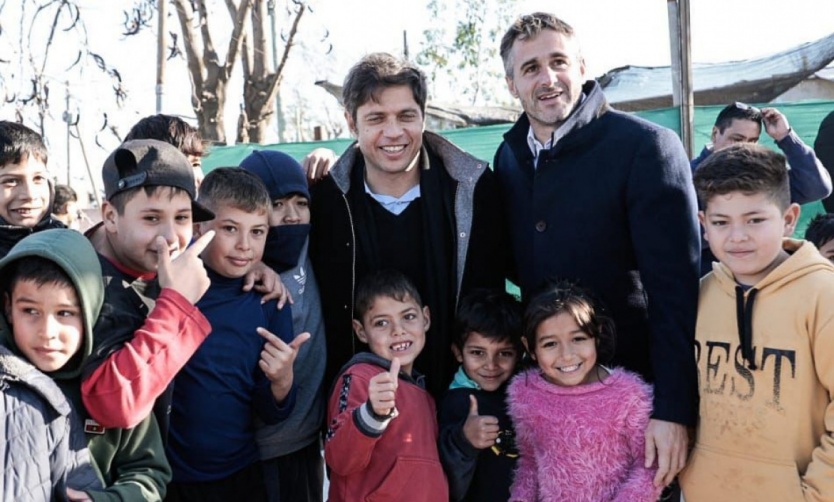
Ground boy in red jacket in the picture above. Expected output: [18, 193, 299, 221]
[324, 270, 448, 502]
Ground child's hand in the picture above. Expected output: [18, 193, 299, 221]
[368, 358, 400, 417]
[156, 231, 213, 304]
[66, 488, 93, 502]
[257, 328, 310, 401]
[243, 262, 293, 309]
[462, 394, 500, 449]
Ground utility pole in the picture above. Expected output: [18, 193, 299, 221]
[156, 0, 167, 113]
[667, 0, 694, 157]
[403, 30, 409, 60]
[62, 82, 72, 185]
[268, 0, 286, 142]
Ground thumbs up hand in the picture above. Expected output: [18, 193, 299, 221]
[156, 231, 214, 304]
[463, 394, 500, 449]
[368, 358, 401, 418]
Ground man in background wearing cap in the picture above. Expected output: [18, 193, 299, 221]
[691, 102, 831, 275]
[80, 139, 217, 441]
[242, 150, 326, 502]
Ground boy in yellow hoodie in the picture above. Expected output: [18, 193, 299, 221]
[680, 143, 834, 501]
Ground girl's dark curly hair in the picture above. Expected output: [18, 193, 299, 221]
[523, 280, 616, 365]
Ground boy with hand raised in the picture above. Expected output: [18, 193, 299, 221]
[438, 289, 522, 502]
[81, 139, 216, 438]
[325, 270, 447, 502]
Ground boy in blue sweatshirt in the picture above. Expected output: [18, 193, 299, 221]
[166, 168, 308, 502]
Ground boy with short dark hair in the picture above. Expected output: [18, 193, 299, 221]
[805, 213, 834, 262]
[438, 289, 521, 502]
[0, 121, 65, 257]
[52, 184, 81, 230]
[124, 114, 206, 190]
[165, 167, 304, 502]
[325, 269, 448, 502]
[0, 229, 171, 501]
[680, 143, 834, 500]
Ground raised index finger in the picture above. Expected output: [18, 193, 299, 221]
[257, 327, 290, 350]
[185, 229, 215, 257]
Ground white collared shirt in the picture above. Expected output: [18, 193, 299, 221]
[526, 92, 588, 167]
[527, 127, 554, 167]
[364, 181, 421, 215]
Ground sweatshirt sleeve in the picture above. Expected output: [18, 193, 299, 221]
[86, 414, 172, 502]
[438, 391, 480, 502]
[81, 288, 211, 429]
[252, 303, 297, 424]
[800, 295, 834, 500]
[324, 366, 394, 476]
[776, 129, 833, 204]
[508, 381, 538, 502]
[612, 378, 663, 502]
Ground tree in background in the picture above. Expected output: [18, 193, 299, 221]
[126, 0, 325, 145]
[0, 0, 125, 143]
[416, 0, 516, 107]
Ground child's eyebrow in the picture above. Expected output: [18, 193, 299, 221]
[14, 296, 78, 307]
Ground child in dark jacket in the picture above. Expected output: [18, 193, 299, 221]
[438, 289, 522, 502]
[0, 229, 172, 501]
[508, 282, 660, 502]
[324, 270, 448, 502]
[165, 168, 305, 502]
[0, 121, 65, 258]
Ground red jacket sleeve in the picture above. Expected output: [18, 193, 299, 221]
[81, 288, 211, 428]
[325, 366, 390, 476]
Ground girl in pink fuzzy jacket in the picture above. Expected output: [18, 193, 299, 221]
[507, 282, 662, 502]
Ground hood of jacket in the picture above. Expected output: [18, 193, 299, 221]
[709, 238, 834, 369]
[0, 228, 103, 380]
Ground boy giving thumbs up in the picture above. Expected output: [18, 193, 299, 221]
[324, 270, 448, 502]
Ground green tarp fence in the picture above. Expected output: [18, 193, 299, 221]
[203, 100, 834, 237]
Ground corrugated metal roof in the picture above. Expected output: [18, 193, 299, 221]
[599, 32, 834, 106]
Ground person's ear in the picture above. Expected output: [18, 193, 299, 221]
[353, 319, 367, 343]
[506, 75, 519, 99]
[711, 126, 720, 144]
[451, 343, 463, 363]
[782, 203, 801, 236]
[698, 211, 709, 240]
[422, 306, 431, 332]
[345, 111, 358, 137]
[101, 201, 119, 232]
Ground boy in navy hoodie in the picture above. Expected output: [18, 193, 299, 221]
[438, 289, 522, 502]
